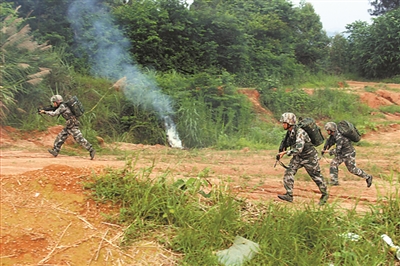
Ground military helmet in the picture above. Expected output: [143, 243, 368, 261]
[280, 112, 296, 125]
[50, 95, 63, 103]
[324, 122, 337, 131]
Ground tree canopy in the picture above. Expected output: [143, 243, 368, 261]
[369, 0, 400, 16]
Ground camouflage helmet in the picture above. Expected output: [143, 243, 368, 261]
[324, 122, 337, 131]
[50, 95, 63, 103]
[279, 112, 296, 125]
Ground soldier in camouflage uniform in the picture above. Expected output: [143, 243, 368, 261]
[322, 122, 372, 187]
[276, 113, 329, 205]
[39, 95, 96, 160]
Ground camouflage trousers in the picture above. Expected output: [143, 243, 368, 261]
[53, 126, 93, 152]
[329, 151, 369, 182]
[283, 153, 327, 195]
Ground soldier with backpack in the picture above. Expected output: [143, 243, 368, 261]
[276, 112, 329, 205]
[322, 122, 372, 187]
[39, 94, 96, 160]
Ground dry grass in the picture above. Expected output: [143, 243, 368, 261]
[26, 77, 43, 85]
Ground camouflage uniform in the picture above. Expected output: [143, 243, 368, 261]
[282, 127, 328, 197]
[44, 103, 94, 157]
[327, 131, 371, 184]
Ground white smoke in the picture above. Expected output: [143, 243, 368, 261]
[67, 0, 183, 148]
[163, 116, 183, 149]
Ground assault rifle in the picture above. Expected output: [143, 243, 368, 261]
[37, 105, 57, 113]
[321, 135, 335, 156]
[275, 134, 289, 169]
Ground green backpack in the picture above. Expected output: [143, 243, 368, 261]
[64, 96, 85, 117]
[297, 117, 325, 147]
[337, 120, 361, 142]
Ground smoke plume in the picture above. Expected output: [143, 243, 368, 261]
[67, 0, 182, 148]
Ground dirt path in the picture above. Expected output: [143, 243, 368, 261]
[1, 81, 399, 265]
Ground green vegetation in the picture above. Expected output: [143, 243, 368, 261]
[2, 1, 399, 150]
[2, 1, 400, 264]
[84, 160, 400, 265]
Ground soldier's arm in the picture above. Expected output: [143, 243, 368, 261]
[286, 130, 306, 156]
[45, 104, 66, 117]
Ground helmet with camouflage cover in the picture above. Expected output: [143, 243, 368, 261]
[50, 95, 63, 103]
[324, 122, 337, 131]
[280, 112, 296, 126]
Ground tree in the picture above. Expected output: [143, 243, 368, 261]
[327, 34, 350, 75]
[292, 2, 330, 71]
[369, 0, 400, 16]
[346, 8, 400, 78]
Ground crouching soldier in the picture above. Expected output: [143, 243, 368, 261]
[39, 94, 95, 160]
[276, 112, 329, 205]
[322, 122, 372, 187]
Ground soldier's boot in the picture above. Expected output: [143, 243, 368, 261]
[278, 193, 293, 203]
[89, 148, 96, 160]
[48, 149, 58, 157]
[318, 187, 329, 206]
[366, 175, 373, 188]
[328, 180, 339, 186]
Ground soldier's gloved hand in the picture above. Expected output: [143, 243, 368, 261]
[321, 150, 325, 156]
[276, 154, 281, 161]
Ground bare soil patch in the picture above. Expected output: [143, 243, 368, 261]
[1, 81, 400, 265]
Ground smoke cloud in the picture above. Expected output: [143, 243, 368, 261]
[67, 0, 182, 148]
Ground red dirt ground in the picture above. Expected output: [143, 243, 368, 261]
[1, 81, 400, 265]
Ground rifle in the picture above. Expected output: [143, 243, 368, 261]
[321, 135, 335, 156]
[275, 135, 289, 169]
[37, 105, 57, 113]
[37, 106, 57, 122]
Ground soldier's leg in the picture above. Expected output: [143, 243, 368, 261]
[343, 151, 372, 187]
[278, 157, 300, 202]
[70, 127, 96, 160]
[343, 151, 369, 178]
[49, 128, 69, 156]
[304, 153, 329, 205]
[329, 156, 343, 185]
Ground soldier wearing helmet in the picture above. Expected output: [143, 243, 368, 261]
[276, 112, 328, 205]
[39, 95, 96, 160]
[322, 122, 372, 187]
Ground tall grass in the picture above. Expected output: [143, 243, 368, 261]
[84, 161, 400, 265]
[258, 86, 372, 127]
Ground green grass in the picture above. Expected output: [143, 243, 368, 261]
[379, 105, 400, 114]
[83, 160, 400, 265]
[297, 73, 347, 89]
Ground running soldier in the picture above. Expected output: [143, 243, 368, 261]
[276, 113, 329, 205]
[322, 122, 372, 187]
[39, 95, 96, 160]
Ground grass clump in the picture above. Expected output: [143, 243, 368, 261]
[84, 160, 400, 265]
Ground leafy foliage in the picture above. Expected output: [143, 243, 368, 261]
[369, 0, 400, 16]
[346, 8, 400, 78]
[0, 4, 71, 124]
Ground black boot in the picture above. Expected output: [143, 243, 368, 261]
[318, 187, 329, 205]
[48, 149, 58, 157]
[319, 193, 329, 205]
[328, 180, 339, 186]
[278, 193, 293, 203]
[89, 149, 96, 160]
[366, 175, 373, 188]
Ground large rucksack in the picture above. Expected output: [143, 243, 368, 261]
[337, 120, 361, 142]
[297, 117, 325, 147]
[64, 96, 85, 117]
